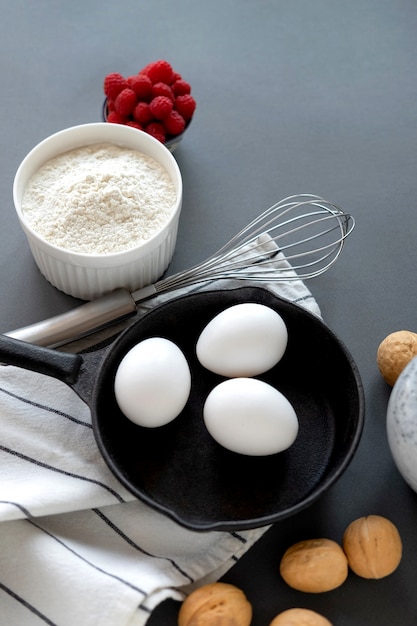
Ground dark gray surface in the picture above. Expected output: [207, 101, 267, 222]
[1, 1, 417, 624]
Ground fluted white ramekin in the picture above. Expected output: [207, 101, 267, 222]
[13, 122, 183, 300]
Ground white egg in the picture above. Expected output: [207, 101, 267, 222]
[114, 337, 191, 427]
[203, 378, 299, 456]
[196, 303, 288, 377]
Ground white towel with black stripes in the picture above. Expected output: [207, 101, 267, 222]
[0, 240, 321, 626]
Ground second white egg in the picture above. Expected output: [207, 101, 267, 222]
[196, 302, 288, 377]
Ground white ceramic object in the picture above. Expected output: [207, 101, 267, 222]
[386, 355, 417, 492]
[13, 123, 183, 300]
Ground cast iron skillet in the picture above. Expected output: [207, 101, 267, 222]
[0, 286, 365, 531]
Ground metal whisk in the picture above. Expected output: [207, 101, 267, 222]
[148, 193, 353, 295]
[7, 194, 354, 347]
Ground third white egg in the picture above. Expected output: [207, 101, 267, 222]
[196, 302, 288, 377]
[203, 377, 299, 456]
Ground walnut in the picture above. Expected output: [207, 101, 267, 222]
[342, 515, 402, 579]
[279, 538, 348, 593]
[177, 582, 252, 626]
[270, 607, 333, 625]
[377, 330, 417, 386]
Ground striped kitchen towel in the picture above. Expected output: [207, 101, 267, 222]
[0, 242, 320, 626]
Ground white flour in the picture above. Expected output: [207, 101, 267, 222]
[22, 142, 177, 254]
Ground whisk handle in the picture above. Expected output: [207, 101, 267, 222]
[5, 288, 137, 347]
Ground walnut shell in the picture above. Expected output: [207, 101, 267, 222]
[177, 582, 252, 626]
[270, 608, 333, 626]
[279, 538, 348, 593]
[377, 330, 417, 386]
[342, 515, 402, 579]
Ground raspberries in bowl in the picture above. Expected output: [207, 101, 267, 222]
[103, 60, 196, 151]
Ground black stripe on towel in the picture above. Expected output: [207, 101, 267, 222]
[0, 445, 125, 503]
[93, 508, 195, 584]
[0, 500, 33, 518]
[138, 602, 153, 615]
[0, 581, 58, 626]
[229, 531, 248, 544]
[0, 385, 92, 428]
[293, 294, 315, 306]
[26, 519, 148, 596]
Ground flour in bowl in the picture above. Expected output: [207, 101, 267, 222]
[22, 142, 177, 254]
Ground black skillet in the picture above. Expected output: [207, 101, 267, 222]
[0, 286, 365, 531]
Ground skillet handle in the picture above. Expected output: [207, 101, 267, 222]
[0, 334, 82, 385]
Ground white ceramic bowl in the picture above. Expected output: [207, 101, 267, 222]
[13, 123, 183, 300]
[386, 355, 417, 493]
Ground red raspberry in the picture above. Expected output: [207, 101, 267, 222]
[164, 110, 186, 136]
[150, 96, 173, 120]
[142, 59, 174, 85]
[172, 79, 191, 96]
[139, 61, 156, 75]
[145, 121, 166, 143]
[127, 74, 152, 99]
[103, 62, 195, 141]
[151, 82, 174, 101]
[133, 101, 153, 125]
[114, 88, 137, 116]
[107, 111, 128, 124]
[174, 94, 196, 121]
[126, 121, 144, 131]
[103, 72, 128, 100]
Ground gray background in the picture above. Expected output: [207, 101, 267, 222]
[1, 1, 417, 624]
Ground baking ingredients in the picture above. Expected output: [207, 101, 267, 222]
[377, 330, 417, 386]
[196, 303, 288, 377]
[22, 142, 177, 254]
[342, 515, 402, 579]
[203, 378, 298, 455]
[279, 538, 348, 593]
[103, 59, 196, 144]
[178, 582, 252, 626]
[114, 337, 191, 427]
[270, 608, 333, 626]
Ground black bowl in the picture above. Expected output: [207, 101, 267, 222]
[92, 286, 365, 531]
